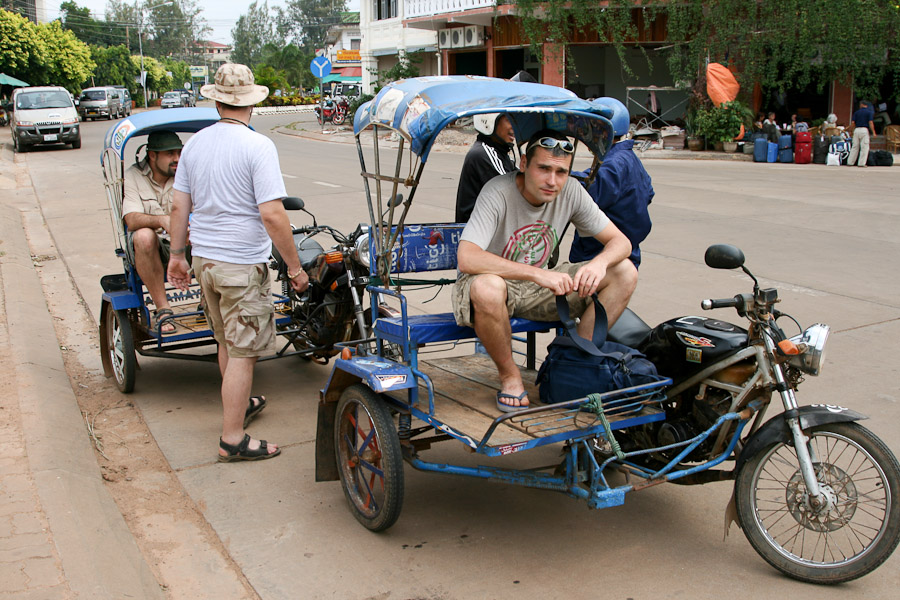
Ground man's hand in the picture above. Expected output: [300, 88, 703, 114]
[167, 255, 191, 291]
[534, 269, 575, 296]
[289, 269, 309, 293]
[573, 261, 609, 298]
[158, 215, 171, 234]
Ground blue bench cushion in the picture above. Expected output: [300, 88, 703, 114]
[375, 312, 557, 345]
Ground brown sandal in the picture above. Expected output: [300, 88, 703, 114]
[218, 434, 281, 462]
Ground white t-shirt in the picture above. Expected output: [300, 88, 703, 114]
[461, 171, 609, 268]
[173, 122, 286, 264]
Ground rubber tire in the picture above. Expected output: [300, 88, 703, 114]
[333, 111, 346, 125]
[316, 111, 324, 126]
[334, 384, 404, 532]
[735, 422, 900, 584]
[105, 307, 136, 393]
[71, 137, 81, 149]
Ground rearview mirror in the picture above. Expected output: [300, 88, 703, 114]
[704, 244, 745, 269]
[282, 196, 305, 211]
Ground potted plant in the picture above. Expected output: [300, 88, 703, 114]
[696, 102, 744, 151]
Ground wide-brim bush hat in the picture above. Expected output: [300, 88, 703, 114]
[200, 63, 268, 107]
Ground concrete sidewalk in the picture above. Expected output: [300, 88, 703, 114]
[0, 143, 163, 599]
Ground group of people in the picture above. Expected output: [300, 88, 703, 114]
[126, 62, 655, 457]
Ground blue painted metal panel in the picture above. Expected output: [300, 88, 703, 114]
[331, 357, 416, 394]
[103, 289, 143, 310]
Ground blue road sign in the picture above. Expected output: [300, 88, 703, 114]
[310, 57, 333, 79]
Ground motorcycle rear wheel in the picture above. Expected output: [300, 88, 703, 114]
[735, 422, 900, 584]
[333, 110, 346, 125]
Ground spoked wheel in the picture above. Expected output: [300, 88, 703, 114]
[735, 422, 900, 584]
[105, 307, 136, 393]
[334, 384, 404, 531]
[333, 110, 346, 125]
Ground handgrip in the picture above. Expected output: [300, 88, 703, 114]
[701, 297, 739, 310]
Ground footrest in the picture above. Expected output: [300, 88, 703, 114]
[374, 312, 556, 345]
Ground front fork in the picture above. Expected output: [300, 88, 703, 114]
[763, 334, 823, 500]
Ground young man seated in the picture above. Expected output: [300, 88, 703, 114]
[122, 130, 184, 333]
[453, 130, 636, 413]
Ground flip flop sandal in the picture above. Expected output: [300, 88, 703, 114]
[153, 308, 176, 334]
[496, 390, 529, 413]
[218, 434, 281, 462]
[244, 395, 267, 428]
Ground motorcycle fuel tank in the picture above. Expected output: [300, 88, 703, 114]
[639, 316, 748, 381]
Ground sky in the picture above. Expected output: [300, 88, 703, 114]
[39, 0, 359, 46]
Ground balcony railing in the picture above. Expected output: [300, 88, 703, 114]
[406, 0, 496, 20]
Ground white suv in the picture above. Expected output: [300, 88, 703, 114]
[11, 86, 81, 152]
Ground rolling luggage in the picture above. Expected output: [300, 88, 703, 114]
[778, 134, 792, 150]
[795, 131, 812, 144]
[766, 141, 778, 163]
[813, 135, 828, 164]
[778, 148, 794, 163]
[795, 142, 812, 164]
[754, 137, 768, 162]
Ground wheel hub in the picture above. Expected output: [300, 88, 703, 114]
[785, 463, 857, 532]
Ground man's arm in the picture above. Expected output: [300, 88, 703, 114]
[166, 189, 192, 291]
[457, 241, 577, 296]
[571, 222, 632, 298]
[124, 211, 169, 233]
[259, 199, 308, 292]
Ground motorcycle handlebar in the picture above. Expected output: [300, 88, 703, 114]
[701, 296, 740, 310]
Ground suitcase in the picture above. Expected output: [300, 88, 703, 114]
[794, 143, 811, 164]
[778, 148, 794, 163]
[795, 131, 812, 144]
[813, 136, 828, 164]
[754, 137, 768, 162]
[778, 134, 792, 150]
[767, 141, 778, 163]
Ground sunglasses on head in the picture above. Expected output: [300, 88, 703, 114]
[528, 136, 575, 154]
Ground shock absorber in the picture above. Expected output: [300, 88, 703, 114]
[397, 413, 411, 442]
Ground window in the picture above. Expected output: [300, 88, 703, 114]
[375, 0, 397, 20]
[351, 39, 361, 50]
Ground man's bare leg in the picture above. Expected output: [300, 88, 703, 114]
[131, 228, 171, 311]
[217, 347, 277, 456]
[469, 274, 528, 408]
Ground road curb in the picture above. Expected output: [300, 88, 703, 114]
[0, 151, 164, 598]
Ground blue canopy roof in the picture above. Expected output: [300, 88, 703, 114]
[353, 76, 614, 162]
[102, 107, 222, 161]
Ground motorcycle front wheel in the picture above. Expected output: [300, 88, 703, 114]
[735, 422, 900, 584]
[333, 110, 346, 125]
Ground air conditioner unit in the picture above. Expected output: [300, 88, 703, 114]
[438, 29, 453, 50]
[450, 27, 465, 48]
[464, 25, 485, 47]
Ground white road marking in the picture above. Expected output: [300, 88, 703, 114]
[313, 180, 340, 188]
[281, 173, 297, 179]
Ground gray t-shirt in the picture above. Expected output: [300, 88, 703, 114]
[461, 171, 609, 268]
[173, 122, 287, 264]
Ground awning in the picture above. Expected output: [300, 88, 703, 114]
[0, 73, 29, 87]
[334, 67, 361, 77]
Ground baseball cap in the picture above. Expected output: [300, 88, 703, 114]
[147, 130, 183, 152]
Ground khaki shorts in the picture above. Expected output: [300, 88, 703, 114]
[125, 230, 192, 268]
[193, 258, 275, 358]
[452, 261, 592, 327]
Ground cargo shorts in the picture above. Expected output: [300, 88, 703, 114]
[452, 261, 592, 328]
[193, 258, 275, 358]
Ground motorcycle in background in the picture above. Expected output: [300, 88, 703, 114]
[314, 95, 349, 126]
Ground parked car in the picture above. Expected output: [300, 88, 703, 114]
[179, 91, 195, 107]
[161, 91, 184, 109]
[10, 86, 81, 152]
[113, 86, 133, 116]
[79, 86, 124, 120]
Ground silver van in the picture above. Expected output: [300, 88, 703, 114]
[79, 86, 124, 120]
[11, 86, 81, 152]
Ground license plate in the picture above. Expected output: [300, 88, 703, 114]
[43, 134, 58, 141]
[88, 111, 97, 115]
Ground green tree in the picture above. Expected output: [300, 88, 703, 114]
[257, 43, 315, 89]
[0, 8, 44, 79]
[509, 0, 900, 101]
[59, 1, 116, 47]
[372, 51, 423, 92]
[145, 0, 209, 60]
[276, 0, 347, 50]
[88, 43, 138, 90]
[104, 0, 141, 54]
[231, 1, 281, 67]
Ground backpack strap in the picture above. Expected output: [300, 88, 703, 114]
[554, 294, 609, 357]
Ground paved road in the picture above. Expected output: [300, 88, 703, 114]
[11, 112, 900, 598]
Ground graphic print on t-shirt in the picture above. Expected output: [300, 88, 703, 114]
[502, 221, 558, 266]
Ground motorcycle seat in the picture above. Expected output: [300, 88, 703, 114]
[606, 308, 652, 348]
[375, 312, 557, 346]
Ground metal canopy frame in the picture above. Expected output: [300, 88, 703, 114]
[625, 86, 689, 129]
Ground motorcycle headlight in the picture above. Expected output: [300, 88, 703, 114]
[352, 233, 371, 268]
[787, 323, 829, 376]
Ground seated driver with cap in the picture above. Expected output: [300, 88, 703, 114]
[454, 130, 636, 413]
[122, 130, 185, 333]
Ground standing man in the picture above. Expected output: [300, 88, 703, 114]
[167, 63, 309, 462]
[122, 130, 183, 333]
[570, 98, 653, 270]
[454, 130, 635, 412]
[455, 113, 516, 222]
[848, 100, 876, 168]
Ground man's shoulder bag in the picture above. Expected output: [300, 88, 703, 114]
[536, 295, 665, 405]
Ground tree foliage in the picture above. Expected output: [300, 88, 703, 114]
[144, 0, 209, 60]
[276, 0, 348, 50]
[231, 1, 282, 66]
[0, 9, 95, 91]
[59, 1, 118, 47]
[88, 44, 138, 90]
[371, 51, 423, 92]
[509, 0, 900, 101]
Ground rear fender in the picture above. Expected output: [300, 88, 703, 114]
[736, 404, 868, 472]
